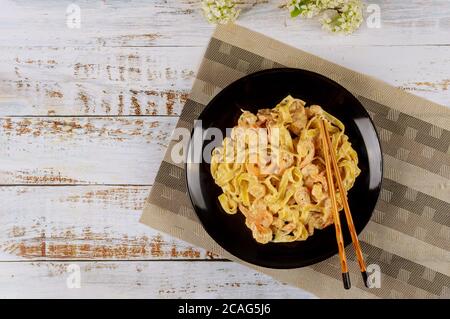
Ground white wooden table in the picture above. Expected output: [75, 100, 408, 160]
[0, 0, 449, 298]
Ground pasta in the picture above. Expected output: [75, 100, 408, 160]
[210, 95, 360, 244]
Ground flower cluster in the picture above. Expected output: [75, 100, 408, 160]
[289, 0, 364, 34]
[201, 0, 240, 25]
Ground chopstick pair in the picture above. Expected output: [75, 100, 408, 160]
[319, 119, 368, 290]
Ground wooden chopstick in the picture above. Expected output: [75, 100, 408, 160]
[322, 120, 369, 288]
[319, 119, 351, 290]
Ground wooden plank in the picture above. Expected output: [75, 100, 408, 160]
[0, 116, 177, 185]
[1, 0, 450, 47]
[0, 185, 217, 261]
[0, 46, 196, 116]
[0, 260, 314, 298]
[1, 45, 449, 117]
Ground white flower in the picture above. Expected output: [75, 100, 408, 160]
[289, 0, 364, 34]
[321, 1, 363, 34]
[202, 0, 240, 24]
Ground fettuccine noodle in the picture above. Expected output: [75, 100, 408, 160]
[210, 96, 360, 244]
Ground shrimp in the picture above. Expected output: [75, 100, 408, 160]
[251, 225, 273, 244]
[310, 211, 327, 229]
[306, 104, 323, 117]
[290, 114, 308, 136]
[271, 215, 281, 226]
[305, 173, 328, 191]
[311, 183, 327, 203]
[255, 210, 273, 228]
[258, 150, 294, 176]
[289, 100, 308, 135]
[238, 110, 258, 128]
[278, 151, 294, 174]
[246, 201, 273, 225]
[289, 99, 306, 113]
[245, 202, 274, 244]
[294, 186, 311, 206]
[256, 108, 274, 126]
[259, 159, 278, 175]
[301, 163, 319, 177]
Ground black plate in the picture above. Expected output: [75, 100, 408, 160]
[186, 68, 383, 269]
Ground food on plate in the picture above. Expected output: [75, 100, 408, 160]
[210, 95, 360, 244]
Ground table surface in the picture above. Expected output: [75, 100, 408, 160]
[0, 0, 449, 298]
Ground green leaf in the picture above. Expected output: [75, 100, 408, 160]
[290, 7, 301, 18]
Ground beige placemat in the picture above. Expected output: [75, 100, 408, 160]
[140, 24, 450, 299]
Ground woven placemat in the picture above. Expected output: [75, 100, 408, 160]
[140, 24, 450, 298]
